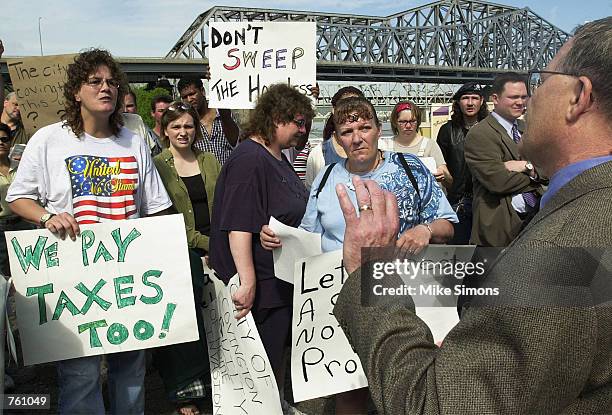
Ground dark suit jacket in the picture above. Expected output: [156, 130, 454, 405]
[464, 114, 544, 246]
[334, 161, 612, 414]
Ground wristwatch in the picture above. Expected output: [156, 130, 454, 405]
[39, 212, 56, 227]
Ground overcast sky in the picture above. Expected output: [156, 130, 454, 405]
[2, 0, 610, 57]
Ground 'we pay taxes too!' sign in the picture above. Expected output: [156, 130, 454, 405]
[208, 22, 317, 109]
[7, 215, 199, 365]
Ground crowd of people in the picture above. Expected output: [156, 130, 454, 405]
[0, 15, 610, 415]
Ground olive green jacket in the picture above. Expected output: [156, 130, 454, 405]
[154, 148, 221, 252]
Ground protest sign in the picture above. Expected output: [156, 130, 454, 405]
[208, 22, 316, 109]
[7, 215, 199, 366]
[201, 264, 282, 415]
[269, 216, 322, 284]
[7, 54, 75, 136]
[291, 249, 368, 402]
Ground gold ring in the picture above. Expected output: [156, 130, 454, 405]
[359, 204, 372, 212]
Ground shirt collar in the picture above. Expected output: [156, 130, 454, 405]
[491, 111, 516, 139]
[540, 155, 612, 208]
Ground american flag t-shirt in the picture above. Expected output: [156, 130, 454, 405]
[66, 155, 139, 224]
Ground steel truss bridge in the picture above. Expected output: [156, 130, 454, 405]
[167, 0, 569, 85]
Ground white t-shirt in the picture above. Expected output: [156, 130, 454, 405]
[6, 121, 172, 224]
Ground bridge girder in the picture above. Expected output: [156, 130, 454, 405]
[165, 0, 569, 83]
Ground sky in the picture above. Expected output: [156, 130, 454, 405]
[1, 0, 610, 58]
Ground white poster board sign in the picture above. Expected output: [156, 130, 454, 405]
[201, 264, 282, 415]
[208, 22, 317, 109]
[269, 217, 322, 284]
[7, 215, 199, 366]
[291, 249, 368, 402]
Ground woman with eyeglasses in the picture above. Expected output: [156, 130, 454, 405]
[380, 100, 453, 190]
[151, 101, 221, 415]
[209, 84, 314, 409]
[6, 48, 174, 415]
[260, 97, 457, 413]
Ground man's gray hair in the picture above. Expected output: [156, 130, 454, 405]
[4, 91, 16, 101]
[558, 17, 612, 117]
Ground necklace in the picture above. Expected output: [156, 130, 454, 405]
[346, 150, 384, 191]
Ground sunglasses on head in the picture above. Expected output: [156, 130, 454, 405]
[167, 103, 192, 112]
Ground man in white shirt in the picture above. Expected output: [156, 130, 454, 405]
[464, 73, 545, 247]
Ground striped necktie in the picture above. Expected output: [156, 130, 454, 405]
[511, 122, 521, 143]
[511, 122, 538, 209]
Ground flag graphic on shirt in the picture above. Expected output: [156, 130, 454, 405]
[66, 155, 139, 224]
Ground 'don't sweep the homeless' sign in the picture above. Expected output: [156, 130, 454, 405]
[208, 22, 317, 109]
[7, 215, 199, 366]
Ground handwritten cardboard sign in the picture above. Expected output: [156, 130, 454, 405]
[291, 249, 368, 402]
[7, 215, 199, 365]
[6, 54, 76, 137]
[201, 264, 282, 414]
[208, 22, 316, 109]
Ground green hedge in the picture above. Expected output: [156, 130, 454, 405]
[132, 86, 175, 128]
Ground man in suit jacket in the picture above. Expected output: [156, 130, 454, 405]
[333, 17, 612, 414]
[464, 73, 546, 247]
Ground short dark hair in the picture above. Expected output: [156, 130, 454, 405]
[0, 122, 11, 137]
[150, 94, 173, 112]
[62, 49, 127, 137]
[159, 101, 203, 151]
[557, 17, 612, 117]
[322, 87, 366, 140]
[491, 72, 528, 96]
[125, 89, 136, 102]
[242, 83, 315, 145]
[390, 100, 422, 135]
[333, 96, 381, 131]
[177, 77, 203, 93]
[331, 86, 364, 107]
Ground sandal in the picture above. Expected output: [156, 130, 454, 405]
[176, 401, 200, 415]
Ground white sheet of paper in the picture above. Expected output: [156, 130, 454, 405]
[201, 264, 282, 415]
[269, 217, 322, 284]
[291, 250, 368, 402]
[419, 156, 438, 174]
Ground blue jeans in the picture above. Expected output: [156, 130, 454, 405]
[57, 350, 145, 414]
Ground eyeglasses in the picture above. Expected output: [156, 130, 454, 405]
[528, 70, 581, 96]
[0, 135, 10, 143]
[84, 77, 121, 90]
[167, 103, 192, 112]
[292, 119, 306, 129]
[398, 120, 418, 126]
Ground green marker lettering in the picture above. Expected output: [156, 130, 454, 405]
[133, 320, 154, 341]
[140, 270, 163, 304]
[80, 230, 95, 266]
[76, 279, 111, 314]
[44, 242, 59, 268]
[114, 275, 136, 309]
[52, 291, 81, 320]
[111, 227, 141, 262]
[107, 322, 129, 345]
[78, 319, 108, 348]
[93, 242, 114, 263]
[26, 283, 54, 325]
[11, 236, 48, 274]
